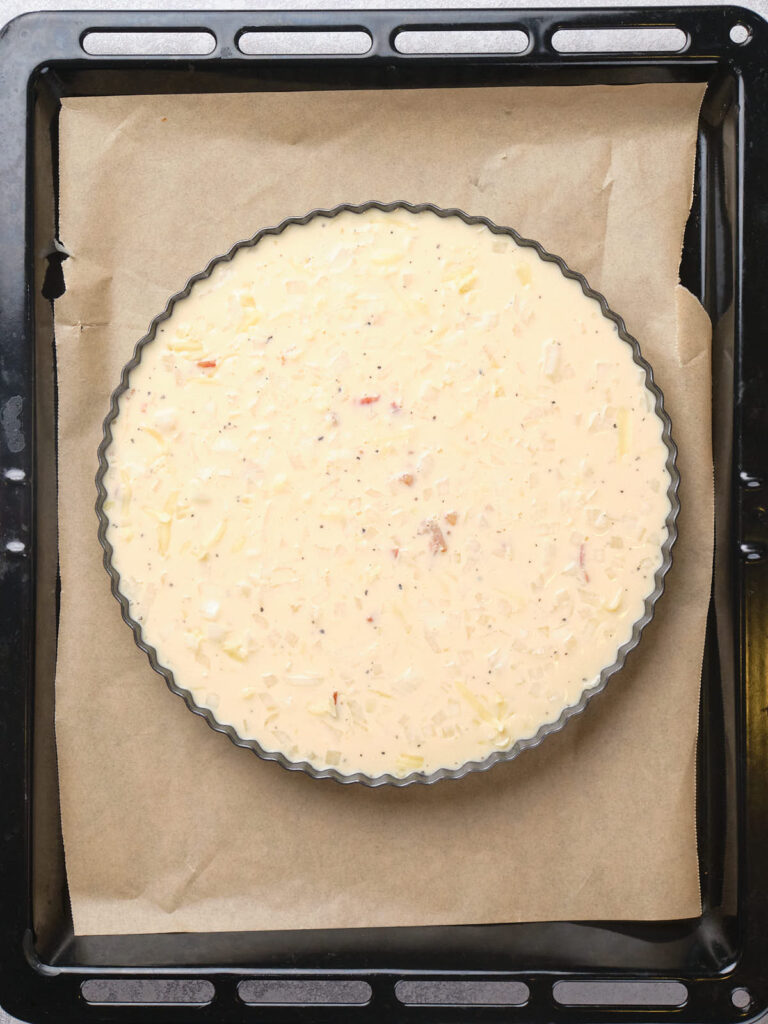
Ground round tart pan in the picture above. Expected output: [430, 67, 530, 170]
[96, 201, 680, 787]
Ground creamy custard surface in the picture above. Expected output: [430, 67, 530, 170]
[103, 208, 672, 779]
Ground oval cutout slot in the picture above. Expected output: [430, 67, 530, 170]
[81, 980, 215, 1005]
[238, 980, 372, 1005]
[395, 29, 528, 55]
[238, 31, 371, 56]
[554, 981, 687, 1007]
[551, 27, 686, 54]
[396, 980, 529, 1006]
[82, 31, 216, 56]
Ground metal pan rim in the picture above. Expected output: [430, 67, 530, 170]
[95, 199, 680, 788]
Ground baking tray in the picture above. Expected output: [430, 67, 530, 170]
[1, 5, 767, 1023]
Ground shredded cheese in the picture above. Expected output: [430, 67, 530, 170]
[104, 208, 671, 779]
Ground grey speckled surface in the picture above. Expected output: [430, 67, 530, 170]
[2, 0, 768, 16]
[1, 1, 766, 1021]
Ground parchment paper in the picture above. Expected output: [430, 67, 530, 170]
[55, 83, 711, 936]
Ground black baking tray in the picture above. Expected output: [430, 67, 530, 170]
[1, 5, 768, 1024]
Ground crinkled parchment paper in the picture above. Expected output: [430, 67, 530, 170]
[54, 83, 710, 935]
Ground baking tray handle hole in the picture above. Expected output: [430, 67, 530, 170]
[553, 981, 688, 1007]
[393, 29, 528, 55]
[81, 31, 216, 56]
[238, 980, 372, 1005]
[732, 988, 754, 1012]
[730, 23, 753, 45]
[551, 27, 687, 55]
[237, 31, 371, 56]
[396, 981, 529, 1006]
[80, 979, 215, 1005]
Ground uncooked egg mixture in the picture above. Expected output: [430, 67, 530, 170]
[102, 208, 672, 779]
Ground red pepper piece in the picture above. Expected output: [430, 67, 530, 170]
[579, 543, 590, 583]
[419, 520, 447, 554]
